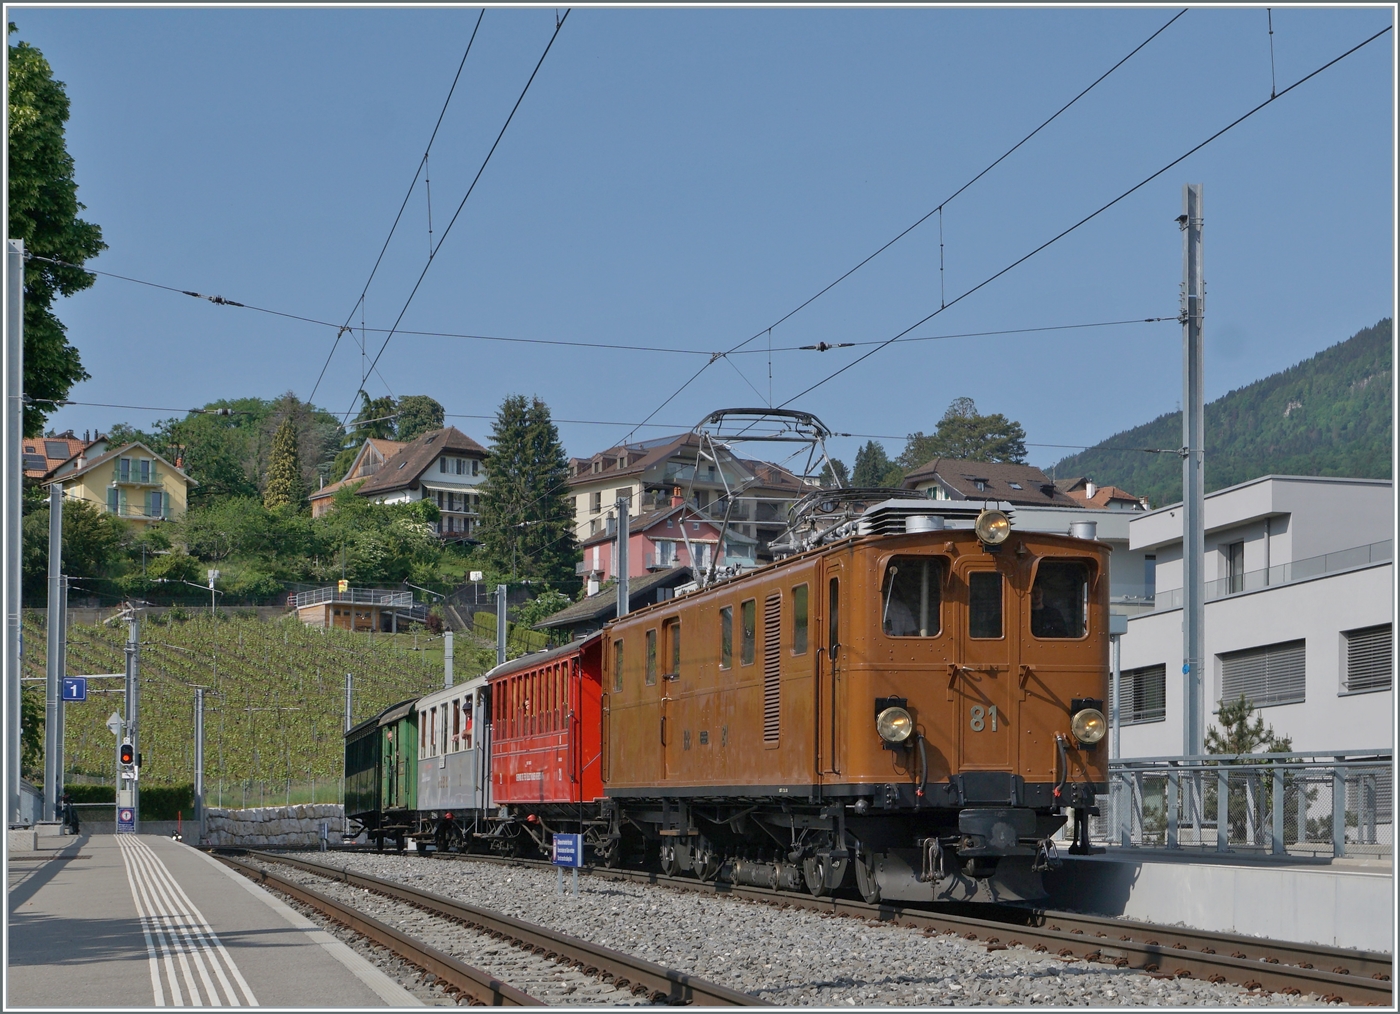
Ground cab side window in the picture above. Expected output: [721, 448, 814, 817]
[792, 584, 809, 654]
[645, 629, 657, 685]
[613, 638, 625, 692]
[1031, 560, 1089, 638]
[719, 606, 733, 669]
[740, 599, 757, 665]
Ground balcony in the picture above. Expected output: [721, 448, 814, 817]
[289, 586, 413, 609]
[112, 462, 162, 486]
[1146, 539, 1391, 613]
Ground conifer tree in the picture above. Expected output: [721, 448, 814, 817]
[263, 417, 305, 510]
[477, 395, 578, 592]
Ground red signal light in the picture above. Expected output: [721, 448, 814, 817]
[120, 742, 135, 766]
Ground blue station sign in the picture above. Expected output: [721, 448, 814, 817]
[552, 832, 584, 868]
[60, 677, 87, 702]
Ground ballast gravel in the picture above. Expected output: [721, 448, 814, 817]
[246, 858, 654, 1005]
[290, 851, 1345, 1007]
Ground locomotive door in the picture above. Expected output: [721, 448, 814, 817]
[819, 553, 849, 777]
[953, 556, 1015, 771]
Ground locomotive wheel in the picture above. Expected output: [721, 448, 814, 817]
[803, 854, 848, 897]
[658, 842, 680, 877]
[695, 848, 722, 883]
[853, 849, 881, 905]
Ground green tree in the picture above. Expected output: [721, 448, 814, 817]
[22, 493, 127, 602]
[851, 440, 904, 487]
[8, 25, 106, 436]
[477, 395, 578, 592]
[352, 391, 397, 441]
[818, 458, 848, 488]
[899, 396, 1028, 468]
[516, 588, 571, 628]
[395, 395, 445, 442]
[263, 418, 304, 510]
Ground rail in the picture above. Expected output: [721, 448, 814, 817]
[416, 850, 1392, 1004]
[225, 849, 766, 1006]
[1093, 750, 1393, 857]
[216, 854, 537, 1005]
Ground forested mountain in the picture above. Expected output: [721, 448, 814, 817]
[1052, 319, 1392, 508]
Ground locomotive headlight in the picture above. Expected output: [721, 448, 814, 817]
[876, 706, 914, 744]
[1070, 707, 1107, 745]
[974, 510, 1011, 545]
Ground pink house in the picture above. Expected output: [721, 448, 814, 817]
[577, 503, 725, 585]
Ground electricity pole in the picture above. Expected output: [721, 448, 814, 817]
[194, 687, 205, 842]
[444, 629, 454, 688]
[344, 672, 353, 732]
[616, 498, 630, 619]
[1180, 183, 1206, 759]
[6, 238, 24, 826]
[44, 483, 62, 820]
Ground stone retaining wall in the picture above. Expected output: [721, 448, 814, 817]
[203, 804, 344, 847]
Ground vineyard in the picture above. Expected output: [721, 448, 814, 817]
[21, 611, 499, 804]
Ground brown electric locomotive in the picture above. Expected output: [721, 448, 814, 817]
[599, 498, 1109, 904]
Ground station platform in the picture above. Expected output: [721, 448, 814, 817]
[1042, 846, 1393, 953]
[7, 833, 421, 1007]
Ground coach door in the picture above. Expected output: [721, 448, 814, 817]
[953, 556, 1015, 771]
[819, 552, 849, 778]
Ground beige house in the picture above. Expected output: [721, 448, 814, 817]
[309, 437, 406, 518]
[50, 441, 194, 526]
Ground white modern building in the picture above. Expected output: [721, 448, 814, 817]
[1115, 475, 1393, 758]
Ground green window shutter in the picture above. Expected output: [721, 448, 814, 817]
[107, 487, 118, 513]
[144, 491, 152, 517]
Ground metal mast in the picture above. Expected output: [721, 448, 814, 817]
[616, 499, 630, 618]
[1180, 183, 1205, 758]
[5, 239, 24, 825]
[44, 483, 63, 820]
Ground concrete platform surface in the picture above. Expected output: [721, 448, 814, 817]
[7, 833, 420, 1008]
[1043, 848, 1393, 953]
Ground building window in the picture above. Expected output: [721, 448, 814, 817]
[719, 606, 732, 670]
[591, 491, 602, 514]
[472, 459, 479, 476]
[1226, 541, 1245, 594]
[440, 457, 447, 473]
[1343, 624, 1392, 693]
[1144, 555, 1156, 599]
[1121, 664, 1166, 724]
[1220, 640, 1305, 708]
[119, 458, 131, 482]
[456, 458, 464, 475]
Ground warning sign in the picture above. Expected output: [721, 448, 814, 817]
[118, 808, 135, 833]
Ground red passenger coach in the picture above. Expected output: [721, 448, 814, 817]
[488, 635, 606, 850]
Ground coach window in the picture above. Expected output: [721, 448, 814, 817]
[646, 629, 658, 685]
[741, 599, 757, 665]
[1031, 560, 1089, 638]
[881, 557, 945, 637]
[968, 571, 1003, 639]
[613, 638, 625, 692]
[463, 695, 475, 750]
[720, 606, 733, 670]
[792, 584, 809, 654]
[441, 707, 449, 755]
[451, 699, 460, 751]
[420, 710, 428, 758]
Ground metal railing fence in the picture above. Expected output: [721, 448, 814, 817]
[1084, 751, 1392, 858]
[288, 586, 414, 609]
[1150, 540, 1391, 613]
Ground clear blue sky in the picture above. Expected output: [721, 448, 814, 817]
[12, 6, 1395, 474]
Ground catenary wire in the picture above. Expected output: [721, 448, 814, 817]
[308, 10, 487, 406]
[350, 10, 571, 423]
[620, 8, 1189, 442]
[774, 22, 1393, 411]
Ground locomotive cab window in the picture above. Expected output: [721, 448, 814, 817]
[646, 629, 658, 685]
[613, 638, 625, 692]
[881, 557, 945, 637]
[741, 599, 757, 665]
[1031, 560, 1089, 638]
[663, 618, 681, 680]
[792, 584, 809, 654]
[968, 571, 1003, 639]
[719, 606, 733, 670]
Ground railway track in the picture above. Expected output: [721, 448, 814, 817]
[381, 846, 1391, 1006]
[215, 850, 764, 1007]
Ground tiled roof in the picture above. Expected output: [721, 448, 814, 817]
[534, 567, 694, 629]
[310, 437, 408, 502]
[353, 427, 487, 497]
[567, 434, 695, 488]
[577, 504, 721, 548]
[25, 435, 92, 479]
[901, 457, 1079, 507]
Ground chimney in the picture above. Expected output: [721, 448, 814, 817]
[671, 484, 684, 508]
[1085, 481, 1097, 500]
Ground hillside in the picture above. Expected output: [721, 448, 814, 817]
[20, 612, 499, 801]
[1053, 319, 1392, 507]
